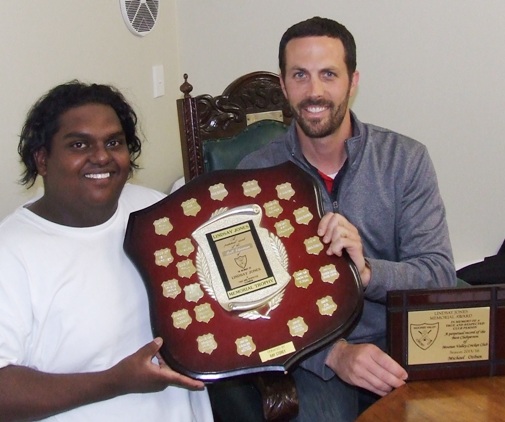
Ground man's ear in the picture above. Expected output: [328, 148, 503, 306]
[33, 148, 48, 177]
[279, 73, 288, 99]
[350, 71, 360, 97]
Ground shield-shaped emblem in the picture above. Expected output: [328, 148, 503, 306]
[124, 162, 363, 380]
[410, 322, 439, 350]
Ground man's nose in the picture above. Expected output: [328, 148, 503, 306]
[308, 77, 325, 97]
[90, 145, 111, 164]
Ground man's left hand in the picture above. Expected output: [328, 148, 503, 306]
[325, 340, 408, 396]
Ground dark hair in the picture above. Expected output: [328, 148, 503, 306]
[18, 80, 142, 187]
[279, 16, 357, 79]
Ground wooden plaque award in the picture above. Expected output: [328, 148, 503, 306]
[124, 162, 363, 380]
[387, 285, 505, 381]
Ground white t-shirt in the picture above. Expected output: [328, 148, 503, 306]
[0, 184, 213, 421]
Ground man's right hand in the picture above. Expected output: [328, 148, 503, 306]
[0, 338, 205, 422]
[109, 337, 205, 394]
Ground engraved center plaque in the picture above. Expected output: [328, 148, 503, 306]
[192, 205, 291, 315]
[124, 162, 363, 380]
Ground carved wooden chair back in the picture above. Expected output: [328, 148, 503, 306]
[176, 71, 292, 181]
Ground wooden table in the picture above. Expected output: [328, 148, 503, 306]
[356, 376, 505, 422]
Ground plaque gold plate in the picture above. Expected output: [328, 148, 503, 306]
[387, 285, 505, 381]
[124, 162, 363, 380]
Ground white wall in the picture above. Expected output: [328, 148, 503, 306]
[0, 1, 183, 216]
[176, 0, 505, 268]
[1, 1, 504, 269]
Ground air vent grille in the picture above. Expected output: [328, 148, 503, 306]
[121, 0, 159, 37]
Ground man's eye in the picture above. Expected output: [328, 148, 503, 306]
[71, 142, 86, 149]
[107, 138, 124, 148]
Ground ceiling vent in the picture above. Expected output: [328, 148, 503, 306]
[120, 0, 159, 37]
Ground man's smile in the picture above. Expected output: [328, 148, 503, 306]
[306, 105, 329, 114]
[85, 172, 111, 179]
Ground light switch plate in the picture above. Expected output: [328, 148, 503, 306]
[152, 65, 165, 98]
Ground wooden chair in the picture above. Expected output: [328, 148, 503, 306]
[176, 72, 298, 421]
[176, 71, 292, 182]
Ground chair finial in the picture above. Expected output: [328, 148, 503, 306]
[180, 73, 193, 98]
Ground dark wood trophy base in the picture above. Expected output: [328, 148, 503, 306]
[388, 285, 505, 381]
[124, 162, 363, 380]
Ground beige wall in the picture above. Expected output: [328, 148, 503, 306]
[176, 0, 505, 268]
[1, 1, 504, 269]
[0, 1, 184, 216]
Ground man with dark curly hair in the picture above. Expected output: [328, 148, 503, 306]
[0, 81, 213, 421]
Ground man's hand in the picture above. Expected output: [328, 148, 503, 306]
[325, 340, 408, 396]
[109, 337, 205, 394]
[318, 212, 371, 287]
[0, 338, 205, 422]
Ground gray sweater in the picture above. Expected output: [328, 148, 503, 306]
[239, 112, 456, 379]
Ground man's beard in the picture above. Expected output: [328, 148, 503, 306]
[291, 92, 351, 139]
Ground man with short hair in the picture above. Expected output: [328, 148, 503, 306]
[235, 17, 456, 421]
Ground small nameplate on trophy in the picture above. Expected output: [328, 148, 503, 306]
[259, 342, 296, 363]
[387, 285, 505, 381]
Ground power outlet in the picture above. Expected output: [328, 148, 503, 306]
[152, 65, 165, 98]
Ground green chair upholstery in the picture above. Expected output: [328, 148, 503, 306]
[203, 119, 288, 173]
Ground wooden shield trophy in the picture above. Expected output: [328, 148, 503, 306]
[124, 162, 363, 380]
